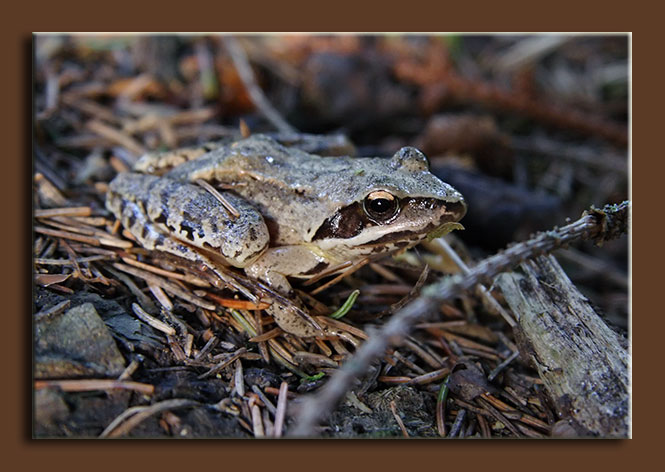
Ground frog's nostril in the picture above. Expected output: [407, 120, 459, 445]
[444, 200, 467, 222]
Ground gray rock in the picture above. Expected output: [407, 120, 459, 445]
[35, 302, 126, 378]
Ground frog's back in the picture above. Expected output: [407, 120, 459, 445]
[165, 134, 463, 245]
[165, 134, 354, 188]
[167, 134, 454, 201]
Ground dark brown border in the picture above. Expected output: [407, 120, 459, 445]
[5, 0, 657, 470]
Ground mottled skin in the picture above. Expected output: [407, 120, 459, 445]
[107, 134, 466, 337]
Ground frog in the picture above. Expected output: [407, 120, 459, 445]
[106, 134, 467, 337]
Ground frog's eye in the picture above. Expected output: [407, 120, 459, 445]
[363, 191, 399, 223]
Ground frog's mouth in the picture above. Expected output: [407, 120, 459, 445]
[314, 198, 466, 249]
[358, 217, 463, 248]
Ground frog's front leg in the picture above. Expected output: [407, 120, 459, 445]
[245, 246, 338, 337]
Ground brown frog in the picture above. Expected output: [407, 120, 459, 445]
[107, 134, 466, 337]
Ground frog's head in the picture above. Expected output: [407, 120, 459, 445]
[311, 146, 466, 257]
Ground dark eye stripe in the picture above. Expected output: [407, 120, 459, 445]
[312, 202, 366, 240]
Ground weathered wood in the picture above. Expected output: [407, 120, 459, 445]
[496, 255, 629, 437]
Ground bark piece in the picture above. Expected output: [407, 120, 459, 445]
[496, 255, 629, 437]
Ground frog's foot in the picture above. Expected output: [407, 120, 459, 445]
[257, 277, 337, 337]
[245, 262, 339, 338]
[267, 301, 340, 338]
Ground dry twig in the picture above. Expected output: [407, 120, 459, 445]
[224, 37, 297, 134]
[35, 379, 155, 395]
[100, 399, 198, 438]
